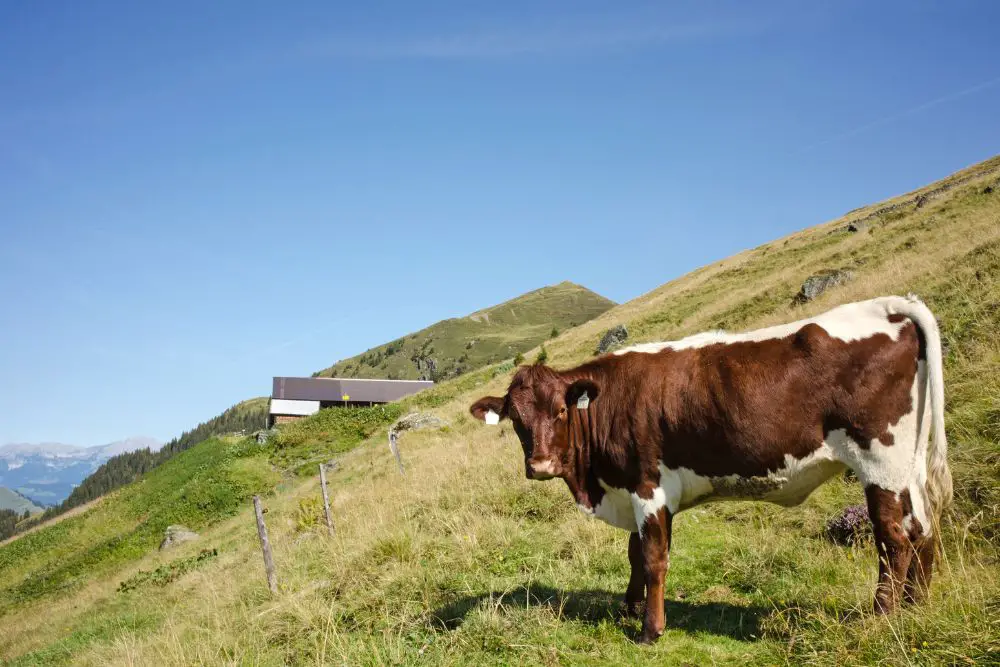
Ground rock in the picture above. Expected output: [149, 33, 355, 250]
[846, 220, 869, 233]
[793, 269, 853, 304]
[159, 525, 199, 551]
[253, 428, 278, 445]
[595, 324, 629, 355]
[390, 412, 448, 436]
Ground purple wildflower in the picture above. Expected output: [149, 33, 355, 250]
[825, 504, 871, 545]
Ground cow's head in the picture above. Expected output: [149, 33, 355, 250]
[470, 364, 599, 480]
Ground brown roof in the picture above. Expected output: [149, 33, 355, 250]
[271, 377, 433, 403]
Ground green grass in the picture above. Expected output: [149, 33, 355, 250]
[1, 157, 999, 665]
[316, 281, 615, 381]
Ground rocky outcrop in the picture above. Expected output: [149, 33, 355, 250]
[159, 525, 199, 551]
[411, 355, 438, 381]
[793, 269, 853, 304]
[595, 325, 629, 355]
[840, 164, 1000, 233]
[390, 412, 448, 436]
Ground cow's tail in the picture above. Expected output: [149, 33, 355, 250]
[887, 295, 953, 526]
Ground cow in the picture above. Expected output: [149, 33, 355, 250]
[470, 295, 951, 644]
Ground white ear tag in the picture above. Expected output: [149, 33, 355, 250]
[576, 391, 590, 410]
[485, 409, 500, 425]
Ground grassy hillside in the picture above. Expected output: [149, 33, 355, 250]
[316, 281, 615, 381]
[1, 157, 999, 665]
[0, 488, 42, 515]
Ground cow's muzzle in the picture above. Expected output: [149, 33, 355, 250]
[526, 458, 558, 480]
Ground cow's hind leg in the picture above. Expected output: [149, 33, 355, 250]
[903, 477, 935, 605]
[624, 532, 645, 617]
[865, 486, 915, 614]
[904, 534, 934, 605]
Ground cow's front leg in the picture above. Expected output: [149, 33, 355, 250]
[624, 532, 645, 617]
[631, 489, 673, 644]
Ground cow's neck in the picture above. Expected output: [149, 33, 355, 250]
[560, 369, 612, 510]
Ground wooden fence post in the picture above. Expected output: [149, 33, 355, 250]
[319, 463, 335, 536]
[389, 430, 405, 476]
[253, 495, 278, 595]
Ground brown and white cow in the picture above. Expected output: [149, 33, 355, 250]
[470, 295, 951, 644]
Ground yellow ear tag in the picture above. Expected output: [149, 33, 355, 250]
[485, 410, 500, 425]
[576, 391, 590, 410]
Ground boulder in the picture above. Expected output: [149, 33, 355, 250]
[793, 269, 853, 304]
[253, 428, 278, 445]
[595, 325, 629, 355]
[846, 220, 869, 233]
[159, 525, 199, 551]
[390, 412, 448, 436]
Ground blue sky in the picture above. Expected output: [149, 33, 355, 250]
[1, 1, 998, 445]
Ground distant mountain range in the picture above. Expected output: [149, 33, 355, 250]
[0, 437, 160, 506]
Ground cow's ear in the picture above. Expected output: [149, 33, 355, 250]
[470, 396, 506, 423]
[566, 379, 599, 409]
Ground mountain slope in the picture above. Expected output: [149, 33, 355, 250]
[1, 156, 999, 665]
[0, 488, 42, 515]
[58, 400, 268, 514]
[316, 281, 615, 381]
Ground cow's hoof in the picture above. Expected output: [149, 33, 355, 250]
[622, 599, 644, 618]
[873, 594, 898, 615]
[636, 629, 663, 645]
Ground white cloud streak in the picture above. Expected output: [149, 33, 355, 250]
[302, 16, 771, 60]
[802, 73, 1000, 151]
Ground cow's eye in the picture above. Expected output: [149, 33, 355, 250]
[557, 405, 567, 419]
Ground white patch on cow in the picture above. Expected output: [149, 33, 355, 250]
[630, 485, 667, 535]
[592, 481, 639, 531]
[615, 296, 911, 356]
[484, 410, 500, 425]
[659, 464, 715, 514]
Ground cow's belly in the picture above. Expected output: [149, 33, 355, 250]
[579, 446, 847, 531]
[669, 445, 847, 510]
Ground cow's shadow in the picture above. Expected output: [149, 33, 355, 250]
[430, 585, 768, 642]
